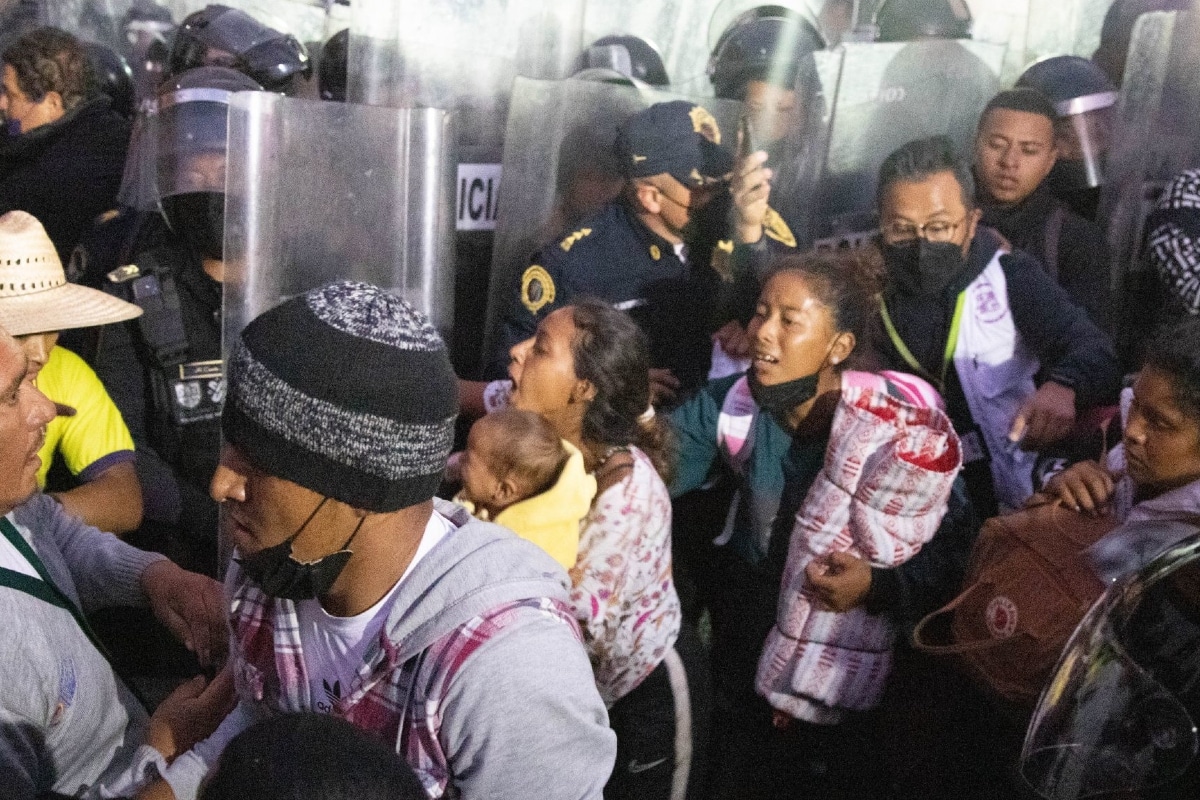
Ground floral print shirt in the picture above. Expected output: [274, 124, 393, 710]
[568, 446, 681, 706]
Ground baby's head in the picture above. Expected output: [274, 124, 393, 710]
[460, 408, 569, 518]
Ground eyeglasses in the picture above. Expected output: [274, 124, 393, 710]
[880, 214, 969, 245]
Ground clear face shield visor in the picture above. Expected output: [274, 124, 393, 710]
[1053, 92, 1118, 190]
[155, 90, 232, 199]
[1021, 534, 1200, 799]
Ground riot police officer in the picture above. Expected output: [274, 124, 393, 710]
[873, 0, 973, 41]
[709, 5, 826, 250]
[1017, 55, 1119, 222]
[167, 4, 310, 94]
[573, 34, 670, 86]
[94, 66, 262, 573]
[490, 100, 797, 399]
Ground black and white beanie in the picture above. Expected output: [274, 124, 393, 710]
[223, 281, 459, 512]
[1146, 168, 1200, 316]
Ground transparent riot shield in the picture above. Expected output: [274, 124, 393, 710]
[348, 0, 584, 154]
[812, 39, 1002, 247]
[38, 0, 130, 50]
[223, 92, 455, 343]
[159, 0, 331, 44]
[347, 0, 585, 377]
[583, 0, 725, 97]
[1022, 531, 1200, 799]
[850, 0, 1025, 80]
[480, 78, 745, 366]
[1024, 0, 1119, 65]
[1101, 10, 1200, 284]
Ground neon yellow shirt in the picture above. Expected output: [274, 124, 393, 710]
[36, 346, 135, 487]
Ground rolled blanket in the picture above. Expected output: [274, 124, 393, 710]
[757, 382, 962, 723]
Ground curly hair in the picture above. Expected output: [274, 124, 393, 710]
[1144, 319, 1200, 424]
[2, 27, 91, 112]
[569, 299, 676, 482]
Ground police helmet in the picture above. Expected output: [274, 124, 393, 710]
[574, 35, 670, 87]
[874, 0, 973, 43]
[82, 41, 135, 118]
[1016, 55, 1117, 118]
[318, 28, 348, 102]
[122, 0, 174, 28]
[708, 5, 824, 100]
[168, 4, 311, 93]
[155, 66, 263, 198]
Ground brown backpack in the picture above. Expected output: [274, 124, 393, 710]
[912, 501, 1119, 707]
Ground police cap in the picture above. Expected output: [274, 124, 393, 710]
[615, 101, 735, 187]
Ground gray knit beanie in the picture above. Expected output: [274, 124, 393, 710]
[222, 281, 459, 512]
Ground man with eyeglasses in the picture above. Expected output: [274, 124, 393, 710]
[491, 101, 797, 402]
[872, 136, 1120, 517]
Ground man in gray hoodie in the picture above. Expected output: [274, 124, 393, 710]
[152, 282, 615, 799]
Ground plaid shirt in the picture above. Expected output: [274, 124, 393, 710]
[229, 575, 582, 797]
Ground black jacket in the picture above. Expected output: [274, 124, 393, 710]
[0, 96, 131, 262]
[875, 227, 1122, 419]
[92, 224, 222, 568]
[980, 184, 1116, 335]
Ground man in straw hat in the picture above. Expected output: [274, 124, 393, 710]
[0, 318, 233, 797]
[0, 210, 144, 534]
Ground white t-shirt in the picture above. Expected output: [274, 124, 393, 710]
[0, 514, 41, 580]
[163, 509, 456, 799]
[297, 510, 453, 713]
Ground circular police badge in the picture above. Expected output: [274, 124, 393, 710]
[521, 265, 555, 315]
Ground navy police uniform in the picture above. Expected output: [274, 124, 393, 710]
[493, 101, 797, 393]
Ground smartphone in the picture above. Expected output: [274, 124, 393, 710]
[738, 114, 761, 159]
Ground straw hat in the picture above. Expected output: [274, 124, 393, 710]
[0, 211, 142, 337]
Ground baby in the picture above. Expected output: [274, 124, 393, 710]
[457, 408, 596, 570]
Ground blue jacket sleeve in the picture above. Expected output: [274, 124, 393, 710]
[1001, 250, 1121, 409]
[668, 380, 727, 498]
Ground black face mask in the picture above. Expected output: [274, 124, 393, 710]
[235, 498, 364, 601]
[161, 192, 226, 262]
[680, 189, 733, 245]
[882, 239, 967, 296]
[748, 369, 820, 426]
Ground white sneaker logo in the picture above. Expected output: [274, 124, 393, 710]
[628, 757, 668, 774]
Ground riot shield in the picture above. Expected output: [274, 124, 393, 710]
[480, 78, 745, 365]
[1024, 0, 1118, 65]
[160, 0, 331, 45]
[1101, 10, 1200, 281]
[37, 0, 129, 50]
[812, 39, 1002, 247]
[346, 0, 585, 377]
[223, 92, 455, 345]
[348, 0, 584, 153]
[852, 0, 1026, 80]
[583, 0, 724, 97]
[1022, 531, 1200, 799]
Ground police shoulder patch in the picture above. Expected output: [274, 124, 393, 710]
[560, 227, 593, 252]
[763, 207, 797, 248]
[521, 265, 556, 315]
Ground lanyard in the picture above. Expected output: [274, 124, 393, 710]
[879, 291, 967, 392]
[0, 515, 112, 662]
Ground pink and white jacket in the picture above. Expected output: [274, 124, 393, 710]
[756, 375, 962, 723]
